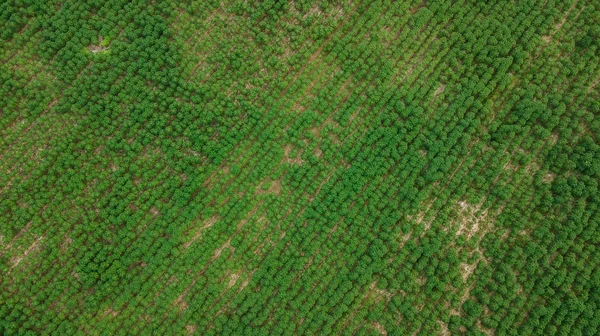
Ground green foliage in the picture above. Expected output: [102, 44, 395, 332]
[1, 0, 600, 335]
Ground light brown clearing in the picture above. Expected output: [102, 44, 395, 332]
[88, 37, 109, 53]
[455, 201, 489, 240]
[476, 320, 495, 336]
[368, 281, 393, 302]
[102, 308, 119, 318]
[555, 1, 581, 31]
[460, 283, 475, 307]
[518, 229, 530, 236]
[283, 144, 305, 165]
[10, 236, 43, 268]
[232, 270, 254, 294]
[541, 0, 583, 43]
[372, 322, 388, 336]
[183, 215, 219, 249]
[588, 75, 600, 94]
[460, 261, 479, 281]
[407, 210, 426, 225]
[186, 325, 197, 335]
[331, 5, 344, 18]
[524, 161, 540, 175]
[212, 239, 232, 261]
[398, 232, 412, 249]
[314, 147, 323, 158]
[128, 202, 139, 212]
[543, 172, 556, 183]
[434, 84, 446, 97]
[292, 102, 307, 113]
[228, 271, 241, 289]
[330, 132, 342, 145]
[150, 206, 160, 218]
[402, 65, 416, 82]
[503, 162, 518, 172]
[407, 209, 434, 238]
[255, 179, 282, 196]
[438, 320, 451, 336]
[94, 145, 106, 155]
[60, 234, 73, 253]
[88, 46, 108, 53]
[173, 294, 189, 311]
[450, 308, 461, 317]
[303, 4, 323, 19]
[541, 35, 552, 43]
[410, 4, 423, 15]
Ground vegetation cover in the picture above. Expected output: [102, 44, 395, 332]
[1, 0, 600, 335]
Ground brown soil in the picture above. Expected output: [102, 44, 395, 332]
[438, 320, 451, 336]
[460, 261, 479, 281]
[186, 325, 197, 335]
[372, 322, 388, 335]
[434, 84, 446, 97]
[184, 215, 219, 249]
[228, 271, 240, 289]
[10, 236, 43, 268]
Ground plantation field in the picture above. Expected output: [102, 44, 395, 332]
[1, 0, 600, 335]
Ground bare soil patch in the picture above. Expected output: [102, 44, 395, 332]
[10, 236, 43, 268]
[438, 320, 451, 336]
[372, 322, 388, 335]
[103, 308, 119, 318]
[186, 325, 197, 335]
[368, 281, 393, 302]
[228, 271, 241, 289]
[455, 201, 489, 240]
[184, 215, 219, 249]
[150, 206, 160, 218]
[256, 179, 282, 195]
[434, 84, 446, 97]
[542, 0, 583, 43]
[283, 144, 305, 165]
[543, 172, 556, 183]
[460, 261, 479, 281]
[174, 294, 189, 311]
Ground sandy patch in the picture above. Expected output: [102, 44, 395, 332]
[542, 0, 584, 43]
[228, 271, 240, 289]
[184, 215, 219, 249]
[186, 325, 197, 335]
[103, 308, 119, 317]
[10, 236, 43, 268]
[60, 234, 73, 253]
[438, 320, 450, 336]
[368, 281, 393, 301]
[283, 144, 305, 165]
[150, 206, 160, 218]
[256, 179, 282, 195]
[174, 295, 189, 311]
[372, 322, 387, 335]
[455, 201, 488, 240]
[543, 172, 556, 183]
[434, 84, 446, 97]
[460, 261, 479, 281]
